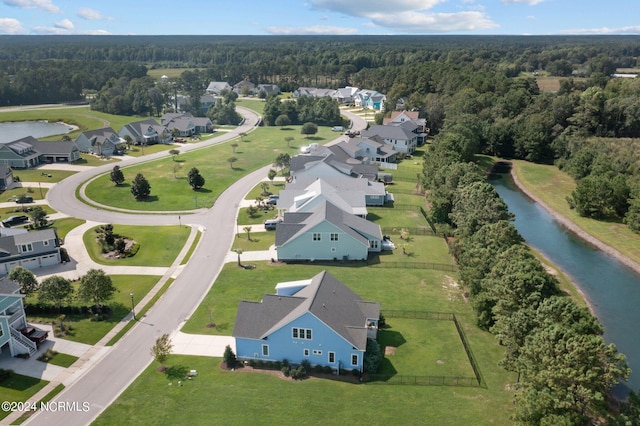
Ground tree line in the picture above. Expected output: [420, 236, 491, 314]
[421, 142, 633, 424]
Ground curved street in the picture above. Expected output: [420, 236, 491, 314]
[24, 108, 367, 425]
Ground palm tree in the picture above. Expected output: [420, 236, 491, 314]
[243, 226, 252, 241]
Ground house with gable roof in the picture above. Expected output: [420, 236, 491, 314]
[75, 127, 125, 156]
[0, 164, 14, 189]
[291, 144, 380, 181]
[284, 176, 389, 206]
[233, 79, 256, 95]
[361, 123, 418, 155]
[233, 270, 379, 372]
[206, 81, 232, 95]
[119, 119, 172, 145]
[0, 277, 47, 357]
[331, 86, 359, 104]
[277, 178, 368, 218]
[256, 84, 281, 97]
[354, 89, 386, 111]
[0, 137, 43, 168]
[275, 200, 382, 262]
[383, 110, 429, 145]
[0, 228, 61, 274]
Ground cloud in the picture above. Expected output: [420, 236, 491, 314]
[558, 25, 640, 35]
[266, 25, 359, 35]
[31, 25, 110, 35]
[501, 0, 546, 4]
[54, 18, 73, 30]
[310, 0, 445, 16]
[2, 0, 60, 13]
[77, 7, 112, 21]
[309, 0, 497, 33]
[0, 17, 24, 34]
[368, 11, 498, 33]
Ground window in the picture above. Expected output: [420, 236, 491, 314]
[313, 349, 322, 355]
[303, 349, 309, 357]
[370, 240, 379, 249]
[292, 327, 312, 340]
[328, 352, 335, 363]
[20, 244, 33, 253]
[43, 240, 49, 246]
[330, 233, 338, 241]
[262, 345, 269, 357]
[312, 233, 321, 241]
[351, 354, 358, 366]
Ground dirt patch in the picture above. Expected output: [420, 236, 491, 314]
[385, 346, 397, 356]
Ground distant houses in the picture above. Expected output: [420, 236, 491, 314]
[0, 136, 80, 168]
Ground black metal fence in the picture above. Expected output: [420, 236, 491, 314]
[367, 261, 458, 272]
[383, 310, 454, 320]
[366, 374, 479, 387]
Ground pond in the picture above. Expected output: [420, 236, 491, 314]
[0, 121, 75, 143]
[490, 167, 640, 397]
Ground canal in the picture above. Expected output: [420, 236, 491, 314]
[490, 167, 640, 397]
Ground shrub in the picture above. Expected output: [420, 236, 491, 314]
[282, 359, 290, 367]
[248, 359, 255, 367]
[323, 366, 333, 374]
[281, 366, 290, 377]
[314, 365, 324, 374]
[127, 243, 140, 257]
[256, 360, 264, 369]
[352, 368, 361, 377]
[223, 345, 237, 369]
[274, 360, 282, 370]
[364, 338, 383, 374]
[266, 361, 274, 369]
[300, 359, 311, 371]
[291, 365, 307, 380]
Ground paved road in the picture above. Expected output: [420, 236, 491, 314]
[26, 107, 367, 425]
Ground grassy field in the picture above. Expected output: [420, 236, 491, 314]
[83, 123, 337, 211]
[49, 217, 85, 240]
[82, 224, 190, 267]
[231, 231, 275, 251]
[25, 275, 160, 345]
[12, 169, 77, 183]
[511, 159, 640, 267]
[0, 374, 48, 422]
[37, 350, 79, 368]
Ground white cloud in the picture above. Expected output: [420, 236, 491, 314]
[32, 25, 110, 35]
[77, 7, 112, 21]
[266, 25, 359, 35]
[2, 0, 60, 13]
[54, 18, 73, 30]
[0, 17, 25, 34]
[501, 0, 546, 5]
[558, 25, 640, 35]
[368, 11, 499, 33]
[310, 0, 445, 16]
[309, 0, 497, 33]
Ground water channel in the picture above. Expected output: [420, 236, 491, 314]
[0, 121, 75, 144]
[489, 166, 640, 397]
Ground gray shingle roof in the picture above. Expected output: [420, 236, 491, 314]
[0, 277, 20, 295]
[233, 270, 379, 350]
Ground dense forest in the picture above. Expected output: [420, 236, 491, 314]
[2, 35, 640, 422]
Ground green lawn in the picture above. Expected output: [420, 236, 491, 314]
[83, 124, 337, 211]
[37, 350, 79, 368]
[94, 352, 513, 426]
[238, 206, 278, 225]
[244, 181, 285, 200]
[1, 186, 48, 202]
[82, 225, 190, 267]
[368, 205, 430, 229]
[231, 231, 275, 252]
[71, 155, 120, 167]
[372, 234, 455, 266]
[26, 275, 160, 345]
[48, 217, 85, 240]
[180, 228, 202, 265]
[511, 159, 640, 267]
[0, 205, 55, 217]
[0, 374, 48, 422]
[12, 169, 77, 183]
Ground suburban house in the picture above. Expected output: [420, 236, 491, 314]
[256, 84, 281, 97]
[162, 113, 213, 135]
[291, 144, 380, 181]
[354, 89, 386, 111]
[200, 94, 217, 113]
[331, 86, 359, 104]
[0, 228, 61, 275]
[284, 176, 389, 206]
[294, 87, 335, 98]
[75, 127, 125, 156]
[119, 119, 172, 145]
[0, 137, 43, 168]
[233, 270, 380, 373]
[277, 178, 368, 218]
[383, 110, 429, 145]
[340, 136, 397, 165]
[205, 81, 232, 95]
[0, 277, 47, 358]
[361, 123, 418, 155]
[233, 79, 256, 95]
[30, 140, 81, 164]
[0, 164, 13, 190]
[275, 200, 382, 262]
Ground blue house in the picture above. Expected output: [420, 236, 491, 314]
[233, 270, 380, 373]
[0, 278, 43, 358]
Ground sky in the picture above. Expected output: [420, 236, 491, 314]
[0, 0, 639, 36]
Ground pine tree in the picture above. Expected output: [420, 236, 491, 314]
[131, 173, 151, 200]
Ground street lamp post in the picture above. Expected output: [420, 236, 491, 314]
[130, 292, 136, 320]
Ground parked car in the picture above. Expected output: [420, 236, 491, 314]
[331, 126, 344, 132]
[2, 215, 29, 228]
[381, 235, 396, 251]
[265, 198, 278, 205]
[264, 218, 282, 230]
[13, 195, 33, 204]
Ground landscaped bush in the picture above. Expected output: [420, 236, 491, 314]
[323, 366, 332, 374]
[300, 359, 311, 371]
[256, 360, 264, 368]
[352, 368, 361, 377]
[266, 361, 274, 369]
[281, 366, 290, 377]
[274, 360, 282, 370]
[364, 338, 383, 374]
[282, 359, 289, 367]
[314, 364, 324, 374]
[0, 368, 15, 382]
[290, 365, 307, 380]
[223, 345, 237, 369]
[248, 359, 255, 367]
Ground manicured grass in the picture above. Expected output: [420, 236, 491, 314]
[236, 98, 266, 114]
[105, 278, 175, 347]
[12, 169, 77, 183]
[180, 229, 201, 265]
[0, 205, 55, 217]
[511, 159, 640, 267]
[37, 350, 78, 368]
[378, 318, 475, 378]
[11, 383, 65, 425]
[48, 217, 85, 241]
[83, 124, 337, 211]
[121, 143, 180, 158]
[373, 233, 455, 266]
[368, 205, 430, 229]
[82, 225, 190, 267]
[71, 155, 120, 167]
[231, 232, 275, 251]
[1, 187, 48, 202]
[0, 374, 48, 422]
[26, 275, 160, 345]
[244, 181, 285, 200]
[237, 206, 278, 225]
